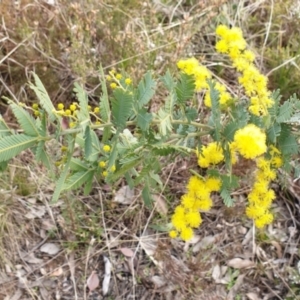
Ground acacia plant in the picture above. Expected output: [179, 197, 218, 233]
[1, 25, 300, 241]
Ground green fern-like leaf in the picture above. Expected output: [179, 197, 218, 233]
[84, 126, 92, 159]
[142, 183, 152, 207]
[160, 69, 175, 92]
[110, 156, 142, 181]
[99, 66, 111, 122]
[112, 89, 133, 129]
[278, 124, 298, 155]
[175, 73, 195, 105]
[0, 134, 38, 162]
[157, 108, 172, 136]
[74, 83, 90, 121]
[137, 108, 152, 131]
[0, 115, 12, 137]
[88, 129, 101, 162]
[220, 188, 235, 207]
[136, 71, 156, 108]
[63, 170, 94, 191]
[35, 140, 45, 162]
[70, 158, 89, 171]
[276, 100, 294, 123]
[30, 73, 56, 122]
[9, 102, 39, 136]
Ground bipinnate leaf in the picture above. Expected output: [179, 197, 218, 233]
[84, 126, 92, 159]
[136, 71, 156, 108]
[0, 115, 12, 137]
[73, 82, 89, 121]
[30, 73, 56, 122]
[9, 102, 39, 136]
[157, 108, 172, 136]
[278, 124, 298, 155]
[276, 100, 294, 123]
[70, 158, 89, 171]
[0, 134, 38, 162]
[137, 108, 152, 131]
[175, 72, 195, 105]
[51, 136, 75, 203]
[63, 170, 94, 191]
[160, 69, 175, 92]
[99, 66, 111, 122]
[112, 89, 133, 129]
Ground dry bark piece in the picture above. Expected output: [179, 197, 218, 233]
[227, 258, 255, 269]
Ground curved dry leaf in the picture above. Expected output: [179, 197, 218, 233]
[152, 194, 168, 215]
[227, 258, 255, 269]
[113, 186, 135, 204]
[50, 267, 63, 277]
[246, 292, 260, 300]
[87, 271, 99, 292]
[120, 247, 134, 258]
[40, 243, 60, 255]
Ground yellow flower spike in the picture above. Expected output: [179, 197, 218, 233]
[180, 227, 194, 241]
[57, 103, 64, 110]
[206, 177, 222, 192]
[110, 82, 117, 89]
[197, 142, 224, 168]
[69, 122, 76, 128]
[103, 145, 111, 152]
[61, 145, 68, 152]
[116, 73, 122, 80]
[106, 75, 112, 81]
[102, 171, 108, 177]
[125, 78, 132, 85]
[169, 230, 178, 239]
[233, 124, 267, 159]
[34, 110, 40, 117]
[88, 105, 91, 111]
[98, 161, 106, 168]
[32, 103, 39, 109]
[95, 121, 101, 125]
[110, 165, 116, 172]
[93, 107, 100, 114]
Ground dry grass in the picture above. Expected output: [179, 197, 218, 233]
[1, 0, 300, 299]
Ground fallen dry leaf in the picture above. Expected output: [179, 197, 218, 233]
[50, 267, 63, 277]
[227, 258, 255, 269]
[40, 243, 60, 255]
[21, 252, 43, 264]
[120, 247, 134, 258]
[152, 194, 168, 215]
[246, 292, 260, 300]
[113, 185, 135, 204]
[25, 206, 46, 219]
[87, 271, 99, 292]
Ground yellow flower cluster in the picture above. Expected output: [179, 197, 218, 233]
[215, 25, 274, 116]
[197, 142, 224, 168]
[106, 70, 132, 89]
[177, 58, 232, 108]
[232, 124, 267, 159]
[170, 175, 221, 240]
[246, 146, 282, 228]
[52, 102, 101, 128]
